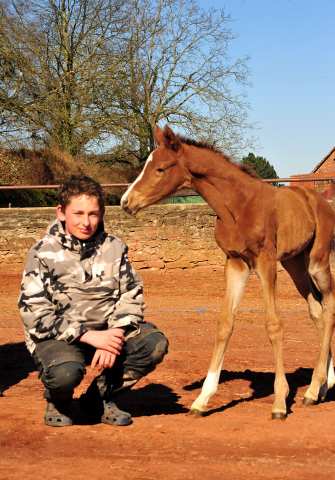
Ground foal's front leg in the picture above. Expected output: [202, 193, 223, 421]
[256, 257, 289, 419]
[190, 257, 250, 416]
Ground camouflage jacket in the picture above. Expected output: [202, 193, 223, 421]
[18, 219, 145, 354]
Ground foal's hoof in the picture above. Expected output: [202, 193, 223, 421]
[271, 412, 287, 420]
[302, 397, 317, 406]
[189, 408, 204, 417]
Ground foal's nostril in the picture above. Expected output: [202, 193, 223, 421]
[121, 195, 129, 209]
[122, 196, 134, 213]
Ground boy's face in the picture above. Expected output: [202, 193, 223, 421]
[56, 195, 104, 241]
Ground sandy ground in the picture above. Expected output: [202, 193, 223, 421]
[1, 265, 335, 479]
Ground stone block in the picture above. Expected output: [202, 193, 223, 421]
[164, 259, 191, 269]
[148, 260, 165, 270]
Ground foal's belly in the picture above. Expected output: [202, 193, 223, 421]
[275, 188, 315, 260]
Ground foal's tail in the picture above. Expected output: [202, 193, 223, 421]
[331, 235, 335, 253]
[330, 235, 335, 268]
[329, 235, 335, 289]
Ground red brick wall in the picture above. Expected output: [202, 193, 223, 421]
[289, 173, 332, 193]
[316, 154, 335, 174]
[290, 149, 335, 194]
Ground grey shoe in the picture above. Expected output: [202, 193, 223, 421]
[101, 400, 132, 426]
[44, 400, 73, 427]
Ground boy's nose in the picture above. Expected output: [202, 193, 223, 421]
[82, 215, 90, 226]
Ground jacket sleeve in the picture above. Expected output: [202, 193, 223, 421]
[18, 247, 88, 345]
[107, 245, 145, 337]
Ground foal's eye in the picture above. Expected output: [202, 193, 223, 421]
[157, 168, 164, 173]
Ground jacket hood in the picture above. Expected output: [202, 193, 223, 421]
[46, 218, 106, 254]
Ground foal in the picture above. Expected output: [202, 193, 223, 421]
[121, 124, 335, 419]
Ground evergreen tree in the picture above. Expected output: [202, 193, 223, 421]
[242, 152, 279, 186]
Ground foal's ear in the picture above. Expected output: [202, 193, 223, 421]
[163, 125, 180, 152]
[153, 124, 164, 145]
[154, 124, 181, 152]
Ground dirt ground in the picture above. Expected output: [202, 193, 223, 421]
[1, 264, 335, 480]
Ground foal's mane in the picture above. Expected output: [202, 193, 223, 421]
[176, 134, 260, 179]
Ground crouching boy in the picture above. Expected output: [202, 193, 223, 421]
[19, 175, 168, 427]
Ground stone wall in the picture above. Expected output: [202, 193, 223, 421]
[0, 204, 226, 271]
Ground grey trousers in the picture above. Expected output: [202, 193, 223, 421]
[33, 322, 168, 402]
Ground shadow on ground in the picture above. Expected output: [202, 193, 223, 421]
[183, 367, 335, 416]
[73, 383, 188, 425]
[117, 383, 188, 416]
[0, 341, 35, 395]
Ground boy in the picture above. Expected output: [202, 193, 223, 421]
[19, 175, 168, 427]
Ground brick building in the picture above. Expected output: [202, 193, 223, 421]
[290, 146, 335, 198]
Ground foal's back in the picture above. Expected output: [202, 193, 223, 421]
[274, 185, 335, 262]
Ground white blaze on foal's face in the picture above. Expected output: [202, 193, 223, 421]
[121, 154, 154, 213]
[126, 154, 153, 193]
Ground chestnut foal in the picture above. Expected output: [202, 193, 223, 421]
[121, 124, 335, 419]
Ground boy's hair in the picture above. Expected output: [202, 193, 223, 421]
[58, 175, 106, 212]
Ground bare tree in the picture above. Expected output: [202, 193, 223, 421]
[0, 0, 255, 162]
[98, 0, 255, 164]
[0, 4, 20, 147]
[0, 0, 127, 154]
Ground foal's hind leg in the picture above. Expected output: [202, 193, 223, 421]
[281, 254, 335, 402]
[303, 257, 335, 405]
[189, 257, 250, 416]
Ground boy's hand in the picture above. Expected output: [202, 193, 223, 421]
[90, 349, 117, 371]
[78, 328, 125, 370]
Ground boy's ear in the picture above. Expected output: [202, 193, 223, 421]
[56, 205, 66, 222]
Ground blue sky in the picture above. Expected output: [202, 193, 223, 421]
[199, 0, 334, 179]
